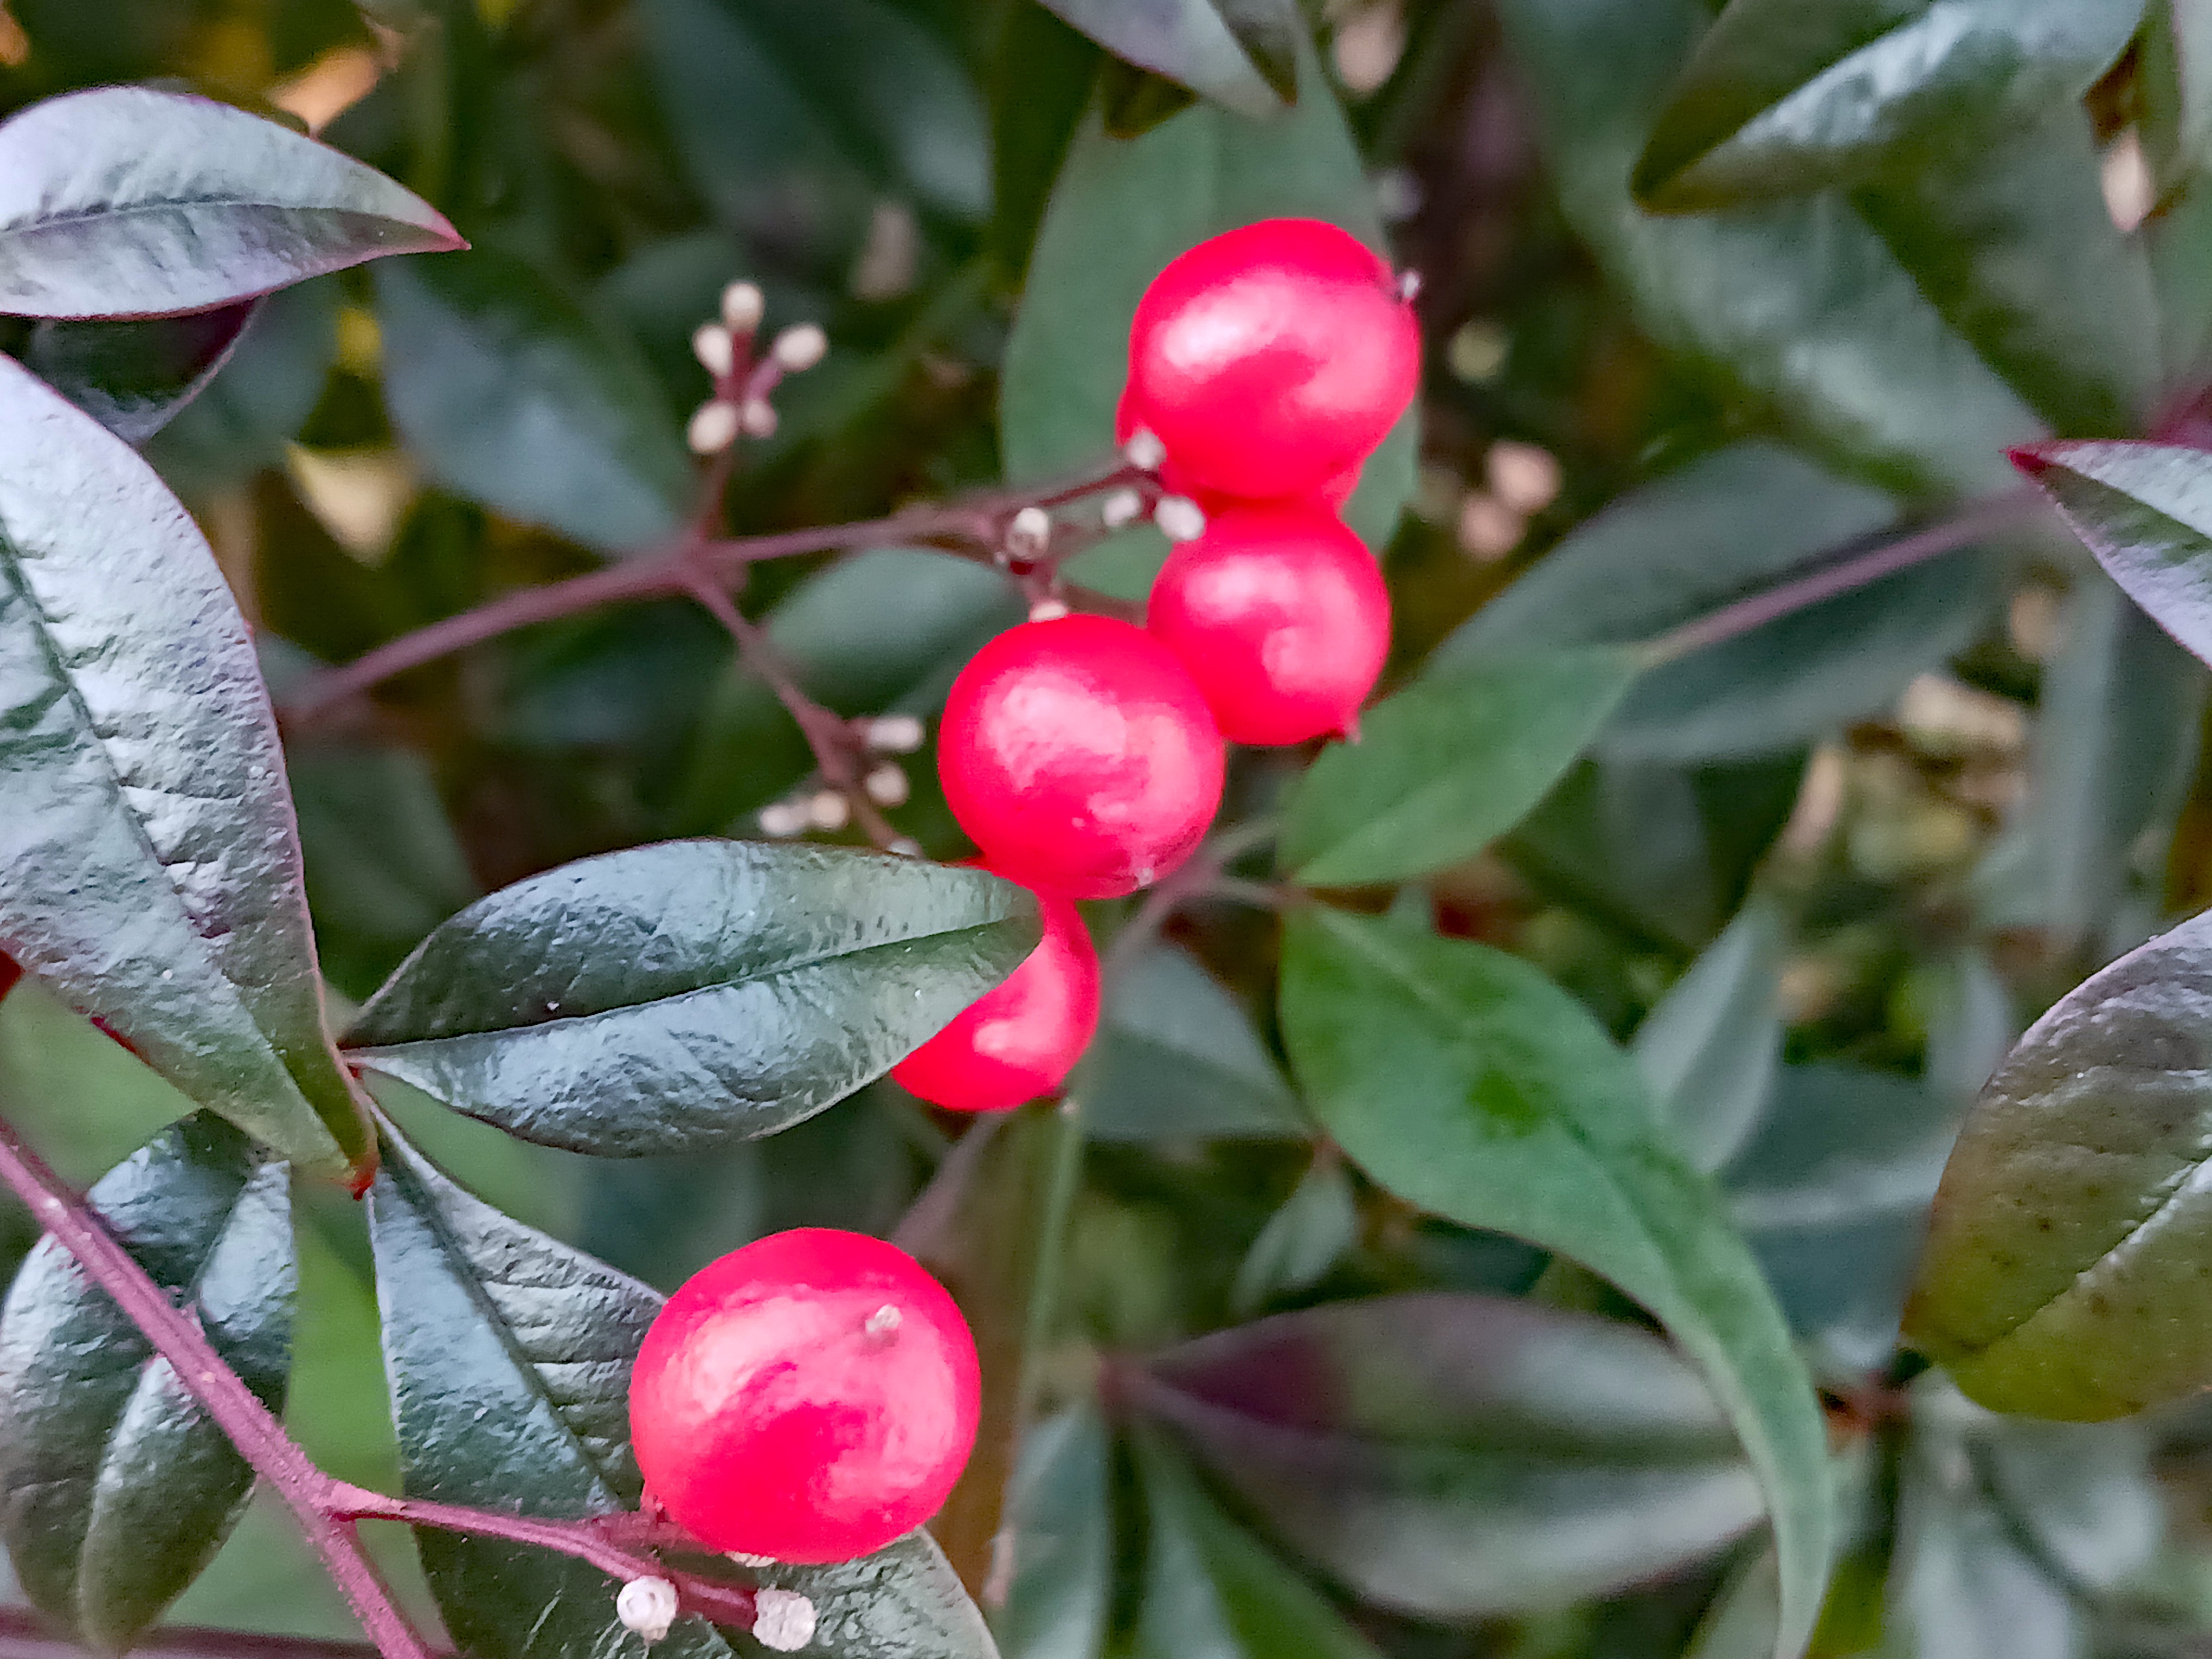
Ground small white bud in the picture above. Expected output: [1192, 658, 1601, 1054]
[1100, 487, 1144, 529]
[1123, 427, 1167, 472]
[687, 400, 740, 455]
[616, 1577, 679, 1644]
[1027, 597, 1070, 623]
[692, 322, 735, 380]
[758, 800, 808, 838]
[721, 281, 766, 335]
[739, 398, 780, 439]
[1006, 505, 1052, 560]
[864, 762, 909, 807]
[752, 1589, 816, 1652]
[1154, 495, 1206, 543]
[808, 790, 851, 831]
[864, 713, 925, 754]
[771, 323, 828, 372]
[727, 1551, 777, 1568]
[865, 1303, 903, 1335]
[1398, 268, 1423, 303]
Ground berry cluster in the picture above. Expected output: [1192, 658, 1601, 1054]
[901, 217, 1417, 1115]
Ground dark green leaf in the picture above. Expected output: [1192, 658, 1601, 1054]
[0, 87, 461, 318]
[1278, 909, 1832, 1657]
[1003, 30, 1416, 566]
[346, 841, 1040, 1155]
[990, 5, 1105, 282]
[1079, 943, 1306, 1142]
[994, 1405, 1113, 1659]
[2142, 0, 2212, 194]
[644, 0, 989, 228]
[147, 278, 341, 496]
[1495, 0, 2040, 494]
[1903, 905, 2212, 1417]
[25, 303, 259, 444]
[0, 355, 363, 1177]
[2012, 441, 2212, 668]
[1631, 0, 2142, 213]
[1439, 444, 1999, 761]
[0, 1114, 292, 1650]
[1130, 1430, 1384, 1659]
[376, 247, 693, 555]
[1135, 1294, 1763, 1615]
[1724, 1064, 1959, 1234]
[0, 979, 200, 1189]
[1888, 1426, 2079, 1659]
[1280, 649, 1640, 888]
[1635, 898, 1786, 1174]
[1229, 1155, 1359, 1317]
[370, 1126, 998, 1659]
[1030, 0, 1299, 117]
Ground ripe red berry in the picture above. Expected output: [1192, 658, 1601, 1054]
[938, 616, 1224, 899]
[1147, 502, 1391, 745]
[1116, 384, 1361, 512]
[628, 1229, 980, 1564]
[1126, 218, 1418, 501]
[891, 875, 1101, 1113]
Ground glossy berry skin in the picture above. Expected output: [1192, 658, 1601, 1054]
[892, 876, 1101, 1112]
[1148, 503, 1390, 746]
[629, 1229, 980, 1564]
[1126, 218, 1418, 500]
[939, 616, 1224, 899]
[1116, 384, 1360, 512]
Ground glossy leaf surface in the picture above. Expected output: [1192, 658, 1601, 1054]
[1279, 909, 1831, 1657]
[1904, 906, 2212, 1417]
[1280, 650, 1639, 888]
[347, 841, 1039, 1155]
[377, 248, 693, 555]
[1135, 1294, 1763, 1615]
[1080, 943, 1305, 1141]
[1636, 898, 1786, 1174]
[1229, 1156, 1359, 1316]
[25, 303, 259, 444]
[0, 1115, 292, 1650]
[0, 355, 360, 1175]
[992, 1405, 1114, 1659]
[1031, 0, 1297, 117]
[0, 87, 460, 318]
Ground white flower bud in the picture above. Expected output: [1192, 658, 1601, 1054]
[616, 1577, 679, 1644]
[721, 281, 766, 335]
[771, 323, 828, 372]
[808, 790, 851, 832]
[758, 800, 808, 838]
[1005, 505, 1051, 560]
[740, 398, 780, 439]
[687, 401, 740, 455]
[1100, 488, 1144, 529]
[864, 762, 909, 807]
[751, 1589, 816, 1652]
[1398, 268, 1424, 303]
[692, 322, 735, 380]
[1154, 495, 1206, 543]
[864, 713, 925, 754]
[1122, 427, 1167, 471]
[1027, 597, 1070, 623]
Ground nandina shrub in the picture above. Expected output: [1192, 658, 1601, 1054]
[3, 5, 2212, 1659]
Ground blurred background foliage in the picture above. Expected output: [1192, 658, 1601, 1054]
[7, 0, 2212, 1656]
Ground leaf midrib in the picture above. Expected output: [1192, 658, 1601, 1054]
[0, 198, 419, 242]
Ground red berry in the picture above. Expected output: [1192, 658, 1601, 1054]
[938, 616, 1224, 899]
[1126, 218, 1418, 500]
[628, 1229, 980, 1563]
[1116, 385, 1361, 512]
[1147, 502, 1391, 745]
[891, 874, 1100, 1113]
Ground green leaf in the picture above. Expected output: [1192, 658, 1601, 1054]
[645, 0, 989, 228]
[2012, 441, 2212, 669]
[1631, 0, 2143, 213]
[1495, 0, 2041, 494]
[1635, 898, 1786, 1174]
[1135, 1294, 1763, 1615]
[1130, 1430, 1384, 1659]
[1902, 905, 2212, 1417]
[994, 1405, 1113, 1659]
[0, 355, 362, 1177]
[1888, 1426, 2080, 1659]
[0, 1114, 293, 1650]
[1079, 942, 1306, 1142]
[1279, 649, 1640, 888]
[1002, 29, 1416, 560]
[1030, 0, 1298, 117]
[25, 303, 260, 444]
[369, 1126, 998, 1659]
[1228, 1155, 1359, 1317]
[989, 5, 1105, 283]
[376, 247, 693, 555]
[346, 841, 1041, 1155]
[1439, 444, 1999, 762]
[147, 278, 341, 496]
[1278, 909, 1833, 1658]
[2142, 0, 2212, 194]
[0, 86, 461, 318]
